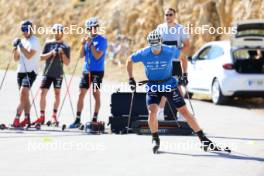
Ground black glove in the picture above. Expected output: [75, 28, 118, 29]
[129, 77, 136, 92]
[179, 73, 188, 86]
[12, 38, 21, 48]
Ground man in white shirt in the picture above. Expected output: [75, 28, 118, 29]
[12, 20, 41, 127]
[156, 8, 190, 120]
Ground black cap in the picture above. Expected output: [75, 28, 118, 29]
[21, 20, 33, 32]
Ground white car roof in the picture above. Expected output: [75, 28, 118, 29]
[203, 40, 231, 48]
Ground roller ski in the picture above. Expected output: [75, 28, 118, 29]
[43, 116, 67, 131]
[200, 137, 231, 153]
[0, 118, 41, 130]
[84, 120, 105, 134]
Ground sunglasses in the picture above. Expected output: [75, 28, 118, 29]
[165, 13, 174, 17]
[21, 26, 29, 33]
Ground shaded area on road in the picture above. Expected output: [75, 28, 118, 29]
[159, 150, 264, 163]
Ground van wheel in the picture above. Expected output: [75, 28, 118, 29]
[211, 79, 229, 105]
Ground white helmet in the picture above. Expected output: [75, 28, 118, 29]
[147, 30, 162, 45]
[85, 17, 99, 28]
[52, 23, 64, 31]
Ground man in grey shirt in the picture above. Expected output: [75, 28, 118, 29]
[32, 24, 70, 125]
[156, 8, 190, 120]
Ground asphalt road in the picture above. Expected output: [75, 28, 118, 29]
[0, 70, 263, 176]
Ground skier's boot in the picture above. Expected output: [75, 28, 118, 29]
[69, 118, 81, 128]
[19, 117, 30, 128]
[32, 116, 45, 125]
[152, 136, 160, 154]
[12, 118, 20, 128]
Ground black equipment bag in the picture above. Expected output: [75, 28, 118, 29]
[109, 92, 183, 134]
[131, 120, 193, 135]
[110, 92, 148, 118]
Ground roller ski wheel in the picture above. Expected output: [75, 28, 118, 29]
[47, 120, 59, 127]
[46, 121, 52, 126]
[62, 124, 67, 131]
[79, 124, 84, 130]
[0, 124, 7, 130]
[35, 123, 41, 130]
[25, 124, 31, 130]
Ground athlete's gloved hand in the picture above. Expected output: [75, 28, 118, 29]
[179, 73, 188, 86]
[55, 45, 60, 53]
[12, 38, 21, 48]
[51, 49, 57, 57]
[129, 77, 136, 92]
[81, 35, 92, 46]
[58, 47, 64, 54]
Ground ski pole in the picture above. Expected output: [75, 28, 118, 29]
[126, 90, 135, 133]
[184, 86, 195, 116]
[30, 54, 56, 109]
[88, 72, 92, 120]
[57, 56, 81, 119]
[0, 55, 12, 90]
[166, 97, 182, 128]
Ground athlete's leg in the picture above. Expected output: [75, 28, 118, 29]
[39, 89, 48, 114]
[23, 87, 31, 117]
[53, 88, 61, 112]
[20, 72, 37, 126]
[34, 76, 52, 124]
[92, 88, 100, 121]
[16, 87, 25, 118]
[18, 87, 29, 116]
[159, 97, 166, 108]
[18, 86, 31, 126]
[170, 88, 217, 150]
[77, 88, 88, 116]
[51, 88, 61, 123]
[177, 105, 201, 132]
[157, 97, 166, 120]
[13, 75, 24, 126]
[69, 73, 89, 128]
[148, 104, 159, 133]
[146, 91, 162, 153]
